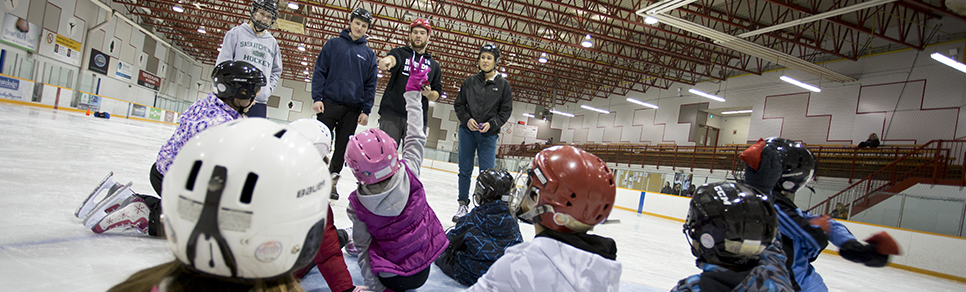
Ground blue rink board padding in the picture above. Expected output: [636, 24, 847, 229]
[300, 253, 664, 292]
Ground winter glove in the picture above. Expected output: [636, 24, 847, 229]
[865, 231, 901, 255]
[405, 56, 429, 92]
[838, 239, 889, 267]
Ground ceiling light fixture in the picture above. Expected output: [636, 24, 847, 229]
[197, 27, 206, 34]
[581, 104, 610, 114]
[287, 2, 299, 9]
[297, 44, 306, 51]
[721, 110, 753, 114]
[931, 52, 966, 74]
[581, 34, 593, 48]
[304, 78, 310, 82]
[303, 70, 309, 75]
[300, 61, 308, 66]
[688, 89, 725, 102]
[549, 109, 575, 117]
[173, 6, 184, 13]
[523, 113, 535, 118]
[626, 97, 659, 109]
[538, 52, 548, 63]
[780, 75, 821, 92]
[644, 16, 659, 25]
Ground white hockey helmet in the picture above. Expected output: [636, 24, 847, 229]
[161, 118, 330, 279]
[288, 118, 332, 158]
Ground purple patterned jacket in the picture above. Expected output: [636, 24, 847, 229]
[155, 93, 240, 175]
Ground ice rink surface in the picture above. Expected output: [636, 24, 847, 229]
[2, 103, 965, 291]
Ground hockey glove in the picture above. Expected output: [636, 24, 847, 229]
[405, 57, 429, 92]
[839, 239, 889, 267]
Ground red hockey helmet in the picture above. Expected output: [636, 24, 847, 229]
[410, 18, 432, 34]
[516, 145, 616, 233]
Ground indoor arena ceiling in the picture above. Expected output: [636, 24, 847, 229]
[118, 0, 966, 106]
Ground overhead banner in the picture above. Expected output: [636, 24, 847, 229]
[114, 60, 133, 81]
[0, 75, 31, 100]
[88, 48, 109, 75]
[39, 29, 82, 66]
[0, 13, 40, 53]
[137, 70, 160, 90]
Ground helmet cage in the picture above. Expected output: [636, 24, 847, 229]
[250, 0, 278, 32]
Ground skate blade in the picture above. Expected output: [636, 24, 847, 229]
[75, 172, 114, 218]
[83, 182, 135, 229]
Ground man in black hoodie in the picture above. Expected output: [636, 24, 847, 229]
[377, 18, 442, 146]
[312, 8, 378, 200]
[452, 44, 513, 222]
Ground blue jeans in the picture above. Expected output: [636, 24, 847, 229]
[458, 126, 498, 202]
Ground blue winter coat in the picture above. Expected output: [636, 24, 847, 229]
[446, 200, 523, 285]
[311, 29, 377, 114]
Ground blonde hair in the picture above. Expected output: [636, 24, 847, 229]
[108, 260, 305, 292]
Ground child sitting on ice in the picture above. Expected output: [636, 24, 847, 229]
[434, 168, 523, 286]
[344, 58, 448, 292]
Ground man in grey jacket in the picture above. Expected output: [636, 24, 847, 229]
[452, 44, 513, 222]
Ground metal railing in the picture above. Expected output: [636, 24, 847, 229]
[807, 140, 966, 218]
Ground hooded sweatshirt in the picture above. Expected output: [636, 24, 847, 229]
[215, 23, 282, 104]
[312, 29, 378, 114]
[346, 90, 447, 291]
[466, 229, 622, 292]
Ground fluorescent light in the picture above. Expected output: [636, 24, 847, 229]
[626, 97, 658, 109]
[377, 73, 383, 78]
[549, 109, 575, 117]
[581, 104, 610, 114]
[721, 110, 753, 114]
[581, 34, 593, 48]
[304, 78, 310, 82]
[297, 45, 306, 51]
[173, 6, 184, 13]
[217, 47, 221, 51]
[538, 52, 548, 63]
[688, 89, 725, 102]
[287, 2, 299, 9]
[931, 52, 966, 74]
[780, 75, 821, 92]
[303, 70, 310, 74]
[300, 61, 308, 66]
[501, 72, 507, 78]
[197, 27, 206, 34]
[644, 16, 659, 25]
[523, 113, 535, 118]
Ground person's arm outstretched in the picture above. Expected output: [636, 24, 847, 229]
[401, 59, 428, 177]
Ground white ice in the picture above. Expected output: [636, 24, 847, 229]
[1, 103, 964, 291]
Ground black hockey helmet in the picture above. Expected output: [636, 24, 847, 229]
[250, 0, 278, 32]
[479, 44, 501, 60]
[211, 61, 266, 103]
[474, 168, 514, 206]
[766, 137, 816, 194]
[684, 182, 778, 267]
[350, 8, 372, 25]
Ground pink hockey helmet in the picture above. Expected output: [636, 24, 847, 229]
[344, 128, 402, 185]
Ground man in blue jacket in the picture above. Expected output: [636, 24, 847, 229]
[312, 8, 378, 200]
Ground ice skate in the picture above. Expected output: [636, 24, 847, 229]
[89, 196, 150, 234]
[330, 173, 341, 200]
[75, 172, 118, 218]
[452, 201, 469, 223]
[82, 182, 135, 229]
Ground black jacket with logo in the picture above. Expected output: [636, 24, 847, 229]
[454, 72, 513, 134]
